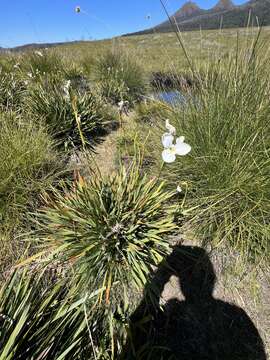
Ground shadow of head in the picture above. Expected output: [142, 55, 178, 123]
[168, 245, 216, 302]
[149, 245, 216, 304]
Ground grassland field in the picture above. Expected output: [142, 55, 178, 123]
[0, 25, 269, 359]
[56, 26, 270, 71]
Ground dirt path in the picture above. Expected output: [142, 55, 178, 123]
[92, 128, 119, 177]
[91, 114, 132, 177]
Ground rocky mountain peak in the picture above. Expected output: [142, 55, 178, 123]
[175, 1, 202, 18]
[213, 0, 235, 11]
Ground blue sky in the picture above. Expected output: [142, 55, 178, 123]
[0, 0, 247, 48]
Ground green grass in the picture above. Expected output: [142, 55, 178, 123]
[134, 48, 270, 260]
[0, 111, 64, 276]
[94, 48, 148, 104]
[0, 270, 91, 360]
[52, 26, 270, 73]
[26, 73, 117, 150]
[0, 112, 63, 229]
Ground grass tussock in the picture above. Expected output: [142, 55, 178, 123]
[26, 75, 117, 150]
[95, 48, 148, 104]
[147, 51, 270, 259]
[0, 112, 63, 230]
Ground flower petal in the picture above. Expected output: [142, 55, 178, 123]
[175, 141, 191, 156]
[162, 133, 174, 148]
[162, 149, 176, 163]
[177, 136, 185, 143]
[165, 119, 176, 135]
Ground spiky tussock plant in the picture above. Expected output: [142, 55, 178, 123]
[0, 270, 91, 360]
[34, 159, 177, 306]
[26, 76, 117, 150]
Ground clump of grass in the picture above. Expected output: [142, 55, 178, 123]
[0, 111, 63, 230]
[95, 49, 148, 104]
[81, 54, 96, 76]
[26, 75, 117, 150]
[21, 50, 64, 76]
[153, 52, 270, 259]
[116, 101, 177, 161]
[134, 100, 171, 125]
[0, 67, 27, 112]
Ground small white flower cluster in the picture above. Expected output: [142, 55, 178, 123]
[161, 119, 191, 163]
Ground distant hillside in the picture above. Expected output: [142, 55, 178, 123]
[125, 0, 270, 35]
[0, 40, 89, 53]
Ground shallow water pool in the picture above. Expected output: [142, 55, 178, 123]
[154, 90, 186, 105]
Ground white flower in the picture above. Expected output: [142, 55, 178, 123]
[165, 119, 176, 135]
[27, 72, 33, 78]
[75, 6, 81, 13]
[63, 80, 71, 99]
[118, 100, 129, 113]
[162, 134, 191, 163]
[176, 185, 182, 193]
[118, 100, 124, 110]
[35, 51, 43, 57]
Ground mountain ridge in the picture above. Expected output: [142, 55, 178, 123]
[125, 0, 270, 36]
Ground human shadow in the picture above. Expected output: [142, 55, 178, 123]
[122, 245, 266, 360]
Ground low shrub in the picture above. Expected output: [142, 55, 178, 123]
[134, 100, 171, 125]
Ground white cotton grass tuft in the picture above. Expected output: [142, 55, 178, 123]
[176, 185, 182, 193]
